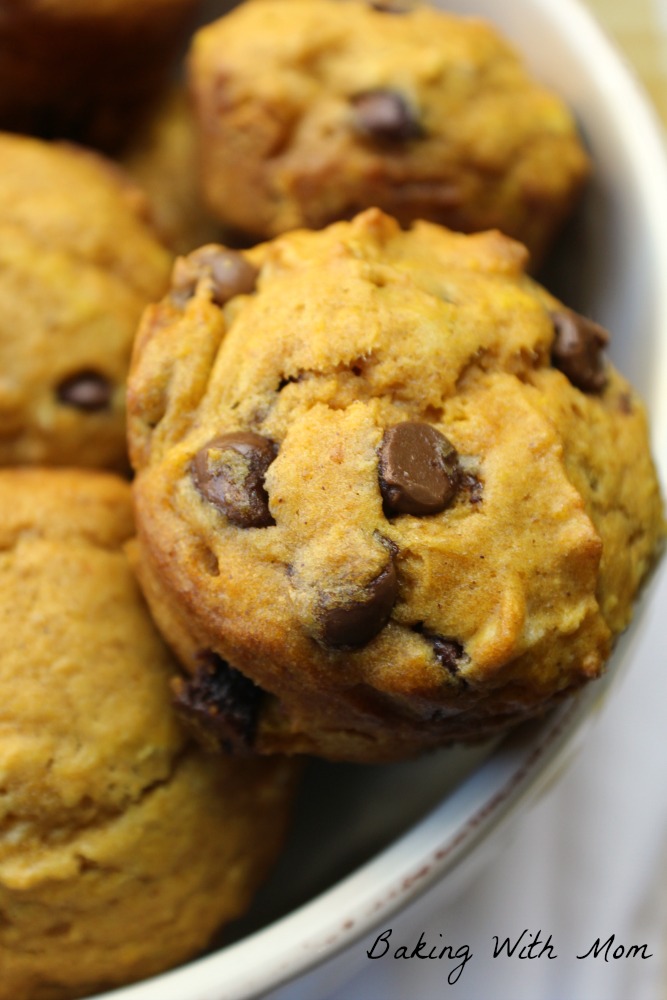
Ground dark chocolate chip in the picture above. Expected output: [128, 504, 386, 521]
[379, 422, 460, 516]
[351, 89, 422, 143]
[319, 557, 398, 649]
[56, 370, 112, 411]
[369, 0, 411, 11]
[460, 471, 484, 504]
[550, 309, 609, 393]
[171, 246, 258, 306]
[414, 623, 468, 678]
[173, 652, 261, 753]
[192, 431, 277, 528]
[430, 635, 467, 674]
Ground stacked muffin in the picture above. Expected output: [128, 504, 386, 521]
[0, 1, 663, 998]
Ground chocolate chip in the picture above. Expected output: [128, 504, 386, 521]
[460, 471, 484, 504]
[369, 0, 410, 11]
[414, 623, 468, 678]
[192, 431, 277, 528]
[173, 652, 261, 753]
[318, 557, 398, 649]
[171, 246, 258, 306]
[379, 422, 460, 516]
[351, 89, 422, 142]
[550, 309, 609, 393]
[430, 636, 467, 674]
[56, 370, 112, 411]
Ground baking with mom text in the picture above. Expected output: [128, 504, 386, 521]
[366, 927, 653, 985]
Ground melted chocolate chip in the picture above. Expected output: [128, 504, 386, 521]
[171, 246, 258, 306]
[369, 0, 411, 10]
[550, 309, 609, 393]
[56, 370, 112, 411]
[460, 471, 484, 504]
[319, 557, 398, 649]
[351, 89, 422, 142]
[414, 624, 468, 678]
[379, 422, 460, 516]
[430, 635, 467, 674]
[192, 431, 277, 528]
[173, 652, 261, 753]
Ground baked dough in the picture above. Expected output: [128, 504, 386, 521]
[189, 0, 590, 263]
[0, 468, 297, 999]
[128, 209, 664, 762]
[0, 133, 172, 471]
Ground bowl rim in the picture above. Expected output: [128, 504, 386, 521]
[99, 674, 623, 1000]
[96, 0, 667, 997]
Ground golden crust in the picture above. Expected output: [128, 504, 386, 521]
[128, 210, 664, 762]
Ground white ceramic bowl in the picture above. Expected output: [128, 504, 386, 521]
[95, 2, 667, 998]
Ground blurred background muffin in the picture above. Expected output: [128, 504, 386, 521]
[188, 0, 590, 264]
[0, 0, 204, 152]
[0, 467, 298, 1000]
[0, 132, 172, 471]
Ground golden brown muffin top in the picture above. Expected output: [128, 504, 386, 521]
[128, 210, 663, 760]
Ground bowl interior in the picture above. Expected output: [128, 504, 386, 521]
[95, 1, 667, 998]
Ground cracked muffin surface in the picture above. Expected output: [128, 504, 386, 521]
[0, 468, 297, 1000]
[188, 0, 590, 263]
[128, 209, 664, 763]
[0, 133, 172, 471]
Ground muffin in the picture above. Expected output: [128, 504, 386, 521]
[127, 209, 664, 764]
[0, 133, 172, 471]
[0, 467, 298, 1000]
[188, 0, 590, 263]
[0, 0, 203, 152]
[121, 87, 223, 256]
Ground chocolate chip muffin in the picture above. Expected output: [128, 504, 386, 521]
[188, 0, 590, 264]
[0, 133, 172, 471]
[0, 468, 297, 1000]
[127, 209, 664, 763]
[0, 0, 203, 152]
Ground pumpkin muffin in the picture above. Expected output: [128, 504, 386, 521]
[127, 209, 664, 763]
[0, 467, 297, 1000]
[188, 0, 590, 263]
[0, 133, 172, 471]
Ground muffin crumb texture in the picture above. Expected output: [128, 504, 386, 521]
[0, 468, 298, 1000]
